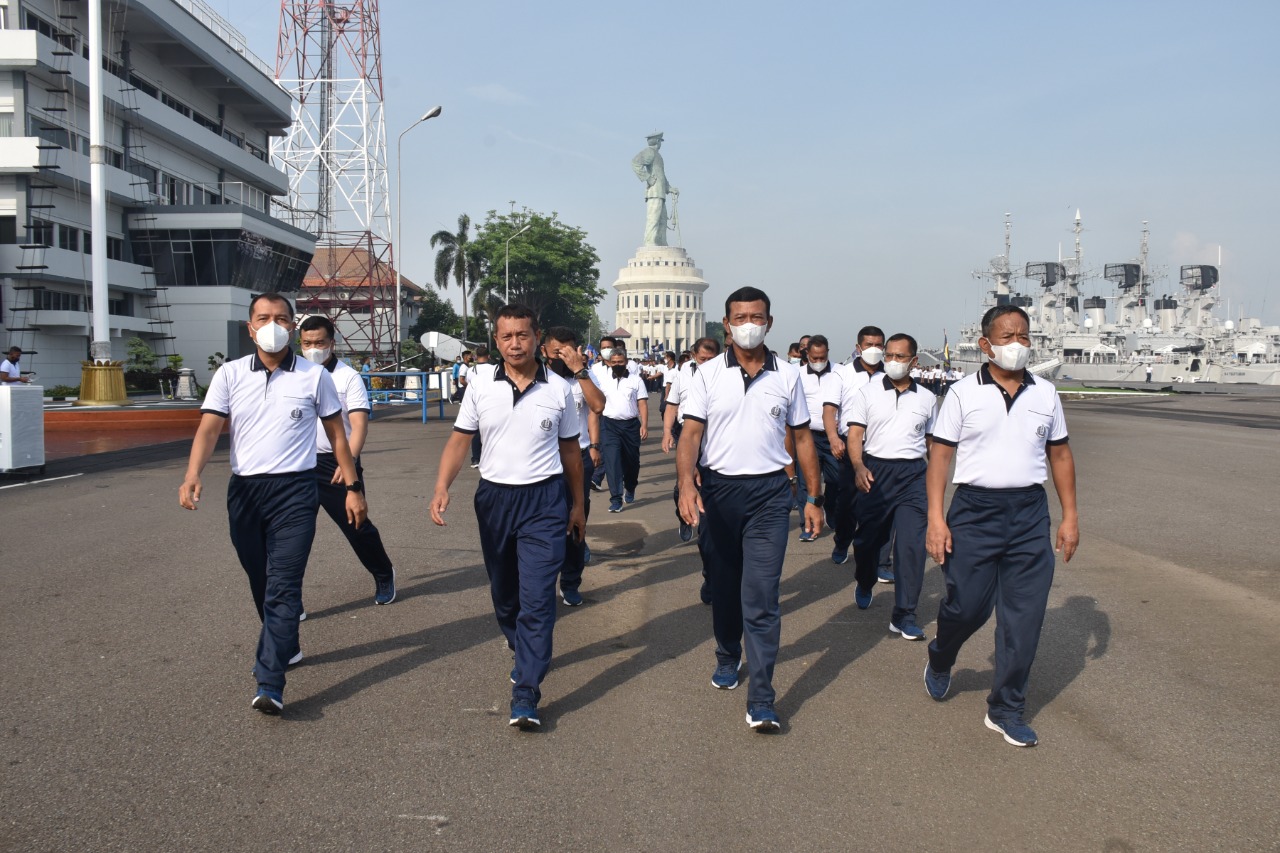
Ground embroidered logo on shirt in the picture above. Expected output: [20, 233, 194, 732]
[915, 421, 925, 433]
[769, 405, 782, 419]
[1036, 424, 1048, 438]
[290, 408, 303, 422]
[540, 417, 553, 431]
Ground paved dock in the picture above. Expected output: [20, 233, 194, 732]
[2, 393, 1277, 851]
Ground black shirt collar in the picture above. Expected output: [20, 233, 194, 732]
[854, 358, 882, 375]
[881, 374, 920, 395]
[250, 349, 297, 372]
[978, 363, 1034, 411]
[725, 347, 778, 372]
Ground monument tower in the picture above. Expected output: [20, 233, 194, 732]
[612, 133, 708, 355]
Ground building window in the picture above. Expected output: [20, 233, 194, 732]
[665, 294, 671, 308]
[36, 288, 83, 311]
[0, 217, 16, 244]
[643, 295, 649, 308]
[129, 73, 159, 99]
[161, 93, 192, 119]
[57, 223, 79, 252]
[107, 237, 125, 261]
[29, 218, 54, 247]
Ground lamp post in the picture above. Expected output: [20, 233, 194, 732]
[504, 222, 532, 305]
[394, 105, 442, 365]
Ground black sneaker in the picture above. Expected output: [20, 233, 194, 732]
[374, 568, 396, 605]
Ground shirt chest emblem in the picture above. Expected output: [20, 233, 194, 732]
[290, 407, 303, 422]
[1035, 424, 1048, 438]
[540, 417, 553, 431]
[769, 404, 782, 419]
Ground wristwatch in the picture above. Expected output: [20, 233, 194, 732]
[576, 368, 591, 380]
[788, 475, 799, 487]
[345, 481, 365, 493]
[589, 443, 601, 450]
[806, 494, 825, 508]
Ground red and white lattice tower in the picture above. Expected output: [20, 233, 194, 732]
[274, 1, 395, 358]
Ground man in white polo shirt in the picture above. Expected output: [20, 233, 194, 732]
[846, 333, 937, 636]
[297, 315, 396, 607]
[795, 334, 845, 543]
[541, 326, 604, 607]
[180, 293, 366, 716]
[679, 286, 823, 732]
[922, 305, 1079, 748]
[430, 304, 586, 731]
[1, 346, 31, 383]
[599, 346, 649, 513]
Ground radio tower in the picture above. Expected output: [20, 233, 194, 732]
[274, 1, 396, 358]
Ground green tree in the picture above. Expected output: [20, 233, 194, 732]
[704, 321, 725, 346]
[431, 214, 482, 345]
[406, 286, 462, 341]
[125, 337, 156, 370]
[470, 208, 604, 339]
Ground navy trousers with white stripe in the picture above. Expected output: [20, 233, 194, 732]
[227, 471, 317, 692]
[601, 416, 641, 502]
[852, 456, 927, 623]
[560, 448, 594, 593]
[927, 485, 1055, 722]
[700, 469, 792, 707]
[474, 476, 567, 704]
[314, 453, 393, 582]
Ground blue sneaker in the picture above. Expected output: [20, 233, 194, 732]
[923, 663, 951, 701]
[590, 479, 605, 492]
[679, 521, 693, 542]
[831, 545, 849, 565]
[711, 660, 743, 690]
[890, 619, 925, 641]
[877, 566, 895, 584]
[624, 490, 635, 504]
[509, 699, 541, 730]
[985, 714, 1039, 747]
[510, 665, 517, 684]
[798, 530, 817, 543]
[855, 585, 873, 609]
[374, 568, 396, 605]
[561, 588, 583, 607]
[251, 688, 283, 715]
[583, 543, 593, 564]
[608, 500, 623, 513]
[746, 703, 780, 732]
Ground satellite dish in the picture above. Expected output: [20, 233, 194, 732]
[421, 330, 465, 361]
[1083, 318, 1093, 328]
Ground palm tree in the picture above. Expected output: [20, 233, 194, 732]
[431, 214, 480, 343]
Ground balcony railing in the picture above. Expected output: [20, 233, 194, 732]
[170, 0, 276, 80]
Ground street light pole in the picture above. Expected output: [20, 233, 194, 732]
[504, 222, 532, 305]
[394, 105, 442, 364]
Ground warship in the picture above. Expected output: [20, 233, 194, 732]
[952, 214, 1280, 385]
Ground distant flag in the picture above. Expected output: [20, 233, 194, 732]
[943, 329, 951, 368]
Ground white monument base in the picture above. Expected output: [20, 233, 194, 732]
[612, 246, 709, 355]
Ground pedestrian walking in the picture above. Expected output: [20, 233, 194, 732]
[599, 346, 649, 513]
[179, 293, 366, 715]
[795, 334, 845, 543]
[923, 305, 1079, 748]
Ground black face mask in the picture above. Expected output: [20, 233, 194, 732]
[611, 365, 628, 379]
[547, 357, 573, 379]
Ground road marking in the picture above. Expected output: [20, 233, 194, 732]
[0, 473, 83, 490]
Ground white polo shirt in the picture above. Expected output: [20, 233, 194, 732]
[600, 369, 649, 420]
[848, 375, 937, 460]
[1, 358, 20, 380]
[453, 362, 578, 484]
[683, 349, 810, 476]
[202, 350, 342, 476]
[932, 365, 1069, 488]
[590, 358, 640, 385]
[315, 357, 373, 454]
[570, 378, 592, 450]
[800, 362, 842, 434]
[835, 360, 883, 437]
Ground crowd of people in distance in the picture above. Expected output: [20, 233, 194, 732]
[182, 289, 1079, 749]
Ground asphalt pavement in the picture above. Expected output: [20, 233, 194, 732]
[1, 393, 1277, 852]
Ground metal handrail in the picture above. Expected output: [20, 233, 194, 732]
[170, 0, 276, 80]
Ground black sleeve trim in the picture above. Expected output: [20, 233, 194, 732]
[348, 407, 372, 416]
[199, 408, 228, 418]
[452, 426, 479, 436]
[559, 433, 581, 443]
[822, 402, 840, 408]
[847, 421, 867, 430]
[788, 419, 812, 431]
[1046, 436, 1070, 446]
[320, 409, 343, 420]
[682, 414, 707, 424]
[932, 436, 959, 447]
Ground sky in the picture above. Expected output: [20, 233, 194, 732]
[220, 0, 1278, 359]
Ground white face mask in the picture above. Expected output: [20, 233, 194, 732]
[254, 322, 291, 354]
[599, 347, 614, 360]
[808, 360, 828, 372]
[988, 341, 1031, 371]
[884, 361, 912, 381]
[302, 346, 332, 365]
[788, 356, 802, 365]
[859, 347, 884, 366]
[729, 321, 768, 350]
